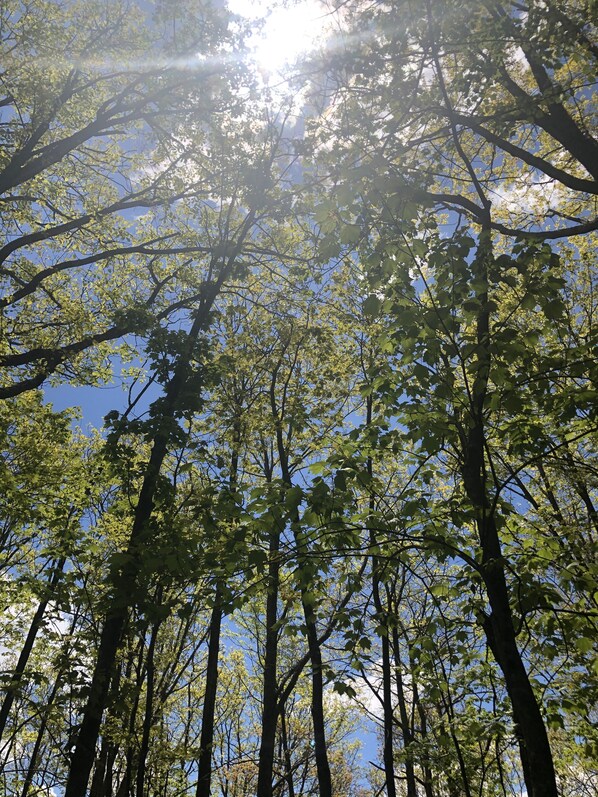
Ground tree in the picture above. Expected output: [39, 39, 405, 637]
[1, 1, 597, 795]
[0, 0, 244, 398]
[305, 2, 597, 794]
[311, 0, 597, 239]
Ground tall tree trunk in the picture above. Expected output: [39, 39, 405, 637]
[136, 616, 161, 797]
[412, 680, 436, 797]
[279, 705, 296, 797]
[19, 606, 81, 797]
[104, 742, 119, 797]
[462, 228, 557, 797]
[290, 504, 332, 797]
[195, 588, 223, 797]
[116, 639, 145, 797]
[64, 283, 227, 797]
[256, 424, 282, 797]
[0, 555, 66, 746]
[270, 356, 332, 797]
[90, 737, 110, 797]
[90, 657, 123, 797]
[438, 704, 472, 797]
[64, 424, 173, 797]
[366, 395, 398, 797]
[372, 582, 397, 797]
[390, 623, 417, 797]
[256, 521, 281, 797]
[300, 597, 332, 797]
[196, 425, 241, 797]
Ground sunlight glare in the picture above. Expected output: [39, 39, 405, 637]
[229, 0, 328, 74]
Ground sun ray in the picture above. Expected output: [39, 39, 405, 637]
[229, 0, 330, 74]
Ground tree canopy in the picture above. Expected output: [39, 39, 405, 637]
[0, 2, 596, 797]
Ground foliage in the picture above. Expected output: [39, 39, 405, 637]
[0, 1, 596, 796]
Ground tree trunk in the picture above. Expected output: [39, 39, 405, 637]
[197, 428, 241, 797]
[412, 680, 436, 797]
[116, 639, 145, 797]
[271, 356, 332, 797]
[279, 705, 296, 797]
[65, 286, 225, 797]
[481, 557, 557, 797]
[372, 588, 397, 797]
[300, 597, 332, 797]
[367, 395, 398, 797]
[136, 618, 160, 797]
[256, 522, 281, 797]
[89, 737, 109, 797]
[195, 587, 223, 797]
[461, 228, 558, 797]
[19, 604, 80, 797]
[391, 624, 417, 797]
[0, 556, 66, 746]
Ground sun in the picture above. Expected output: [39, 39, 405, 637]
[229, 0, 329, 75]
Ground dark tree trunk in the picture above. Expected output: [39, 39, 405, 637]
[300, 597, 332, 797]
[412, 680, 436, 797]
[104, 743, 118, 797]
[279, 705, 295, 797]
[89, 665, 122, 797]
[367, 395, 397, 797]
[66, 612, 129, 797]
[372, 588, 397, 797]
[461, 229, 558, 797]
[90, 737, 109, 797]
[64, 283, 227, 797]
[481, 559, 557, 797]
[117, 640, 145, 797]
[270, 353, 332, 797]
[0, 556, 66, 746]
[391, 625, 417, 797]
[136, 618, 160, 797]
[19, 604, 80, 797]
[256, 522, 281, 797]
[195, 588, 223, 797]
[196, 427, 241, 797]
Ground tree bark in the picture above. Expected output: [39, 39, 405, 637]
[256, 522, 281, 797]
[412, 679, 436, 797]
[65, 282, 225, 797]
[195, 588, 223, 797]
[279, 705, 296, 797]
[391, 624, 417, 797]
[300, 597, 332, 797]
[197, 424, 241, 797]
[136, 618, 160, 797]
[0, 556, 66, 746]
[372, 586, 397, 797]
[271, 352, 332, 797]
[19, 606, 81, 797]
[367, 395, 398, 797]
[461, 228, 558, 797]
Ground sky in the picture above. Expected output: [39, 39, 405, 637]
[228, 0, 332, 73]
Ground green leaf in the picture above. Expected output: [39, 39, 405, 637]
[285, 486, 304, 511]
[543, 299, 565, 319]
[363, 294, 382, 317]
[574, 637, 594, 655]
[339, 223, 362, 244]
